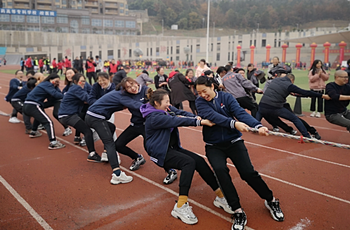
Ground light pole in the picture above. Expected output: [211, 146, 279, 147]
[205, 0, 210, 62]
[162, 19, 164, 36]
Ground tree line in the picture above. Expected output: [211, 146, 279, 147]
[128, 0, 350, 30]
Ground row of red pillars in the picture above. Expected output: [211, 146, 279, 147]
[235, 41, 347, 67]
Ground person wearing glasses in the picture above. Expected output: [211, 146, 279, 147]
[325, 70, 350, 132]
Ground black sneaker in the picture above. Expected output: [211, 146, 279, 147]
[231, 211, 247, 230]
[313, 132, 321, 140]
[290, 130, 297, 135]
[163, 169, 177, 184]
[74, 136, 82, 145]
[87, 152, 102, 163]
[265, 199, 284, 222]
[129, 155, 146, 171]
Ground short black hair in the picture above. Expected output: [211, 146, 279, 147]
[26, 77, 37, 90]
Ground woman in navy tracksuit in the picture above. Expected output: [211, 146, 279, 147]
[6, 70, 24, 123]
[85, 88, 137, 185]
[195, 76, 284, 230]
[11, 77, 37, 133]
[23, 73, 65, 150]
[62, 68, 92, 143]
[58, 73, 100, 162]
[140, 89, 231, 225]
[87, 72, 116, 161]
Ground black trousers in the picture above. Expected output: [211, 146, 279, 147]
[44, 100, 68, 129]
[11, 100, 32, 130]
[59, 114, 95, 153]
[163, 147, 219, 196]
[86, 72, 97, 85]
[115, 124, 145, 160]
[23, 103, 56, 142]
[310, 89, 324, 112]
[85, 114, 119, 169]
[236, 96, 258, 118]
[206, 140, 273, 210]
[75, 104, 89, 137]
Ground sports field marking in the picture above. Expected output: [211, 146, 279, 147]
[0, 175, 54, 230]
[182, 127, 350, 169]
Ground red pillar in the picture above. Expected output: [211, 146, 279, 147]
[281, 43, 288, 63]
[310, 42, 318, 67]
[236, 45, 241, 67]
[339, 41, 347, 64]
[250, 45, 255, 64]
[295, 43, 302, 64]
[266, 44, 271, 63]
[323, 42, 331, 63]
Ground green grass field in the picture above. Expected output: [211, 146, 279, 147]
[1, 68, 336, 113]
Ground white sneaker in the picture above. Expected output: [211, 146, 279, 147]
[62, 127, 72, 136]
[9, 117, 21, 123]
[213, 196, 234, 214]
[101, 152, 108, 162]
[310, 111, 316, 117]
[101, 151, 121, 163]
[171, 202, 198, 225]
[315, 112, 321, 118]
[110, 172, 133, 185]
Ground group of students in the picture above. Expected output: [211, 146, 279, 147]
[4, 63, 287, 229]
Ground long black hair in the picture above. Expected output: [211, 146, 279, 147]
[43, 73, 60, 82]
[310, 59, 325, 75]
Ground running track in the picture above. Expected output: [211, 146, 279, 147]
[0, 66, 349, 230]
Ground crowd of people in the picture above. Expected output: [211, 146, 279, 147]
[4, 54, 350, 230]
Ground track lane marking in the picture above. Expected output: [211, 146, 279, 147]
[0, 175, 54, 230]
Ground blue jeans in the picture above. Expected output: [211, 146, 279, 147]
[259, 106, 310, 137]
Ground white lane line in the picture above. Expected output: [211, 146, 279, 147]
[0, 175, 54, 230]
[182, 127, 350, 169]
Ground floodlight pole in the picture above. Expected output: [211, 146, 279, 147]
[206, 0, 210, 62]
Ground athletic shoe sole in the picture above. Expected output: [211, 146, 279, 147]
[87, 159, 102, 163]
[231, 219, 247, 230]
[48, 145, 65, 150]
[171, 210, 198, 225]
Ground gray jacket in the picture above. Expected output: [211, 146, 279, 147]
[136, 73, 154, 87]
[260, 76, 292, 108]
[222, 72, 258, 99]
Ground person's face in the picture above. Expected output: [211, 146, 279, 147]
[125, 68, 131, 74]
[26, 74, 33, 80]
[51, 77, 60, 87]
[98, 77, 110, 89]
[66, 69, 75, 81]
[125, 81, 139, 94]
[272, 58, 279, 65]
[336, 74, 349, 85]
[238, 70, 245, 76]
[158, 68, 164, 75]
[112, 60, 115, 64]
[316, 61, 322, 69]
[187, 70, 194, 79]
[248, 65, 254, 71]
[16, 71, 24, 80]
[219, 71, 227, 78]
[199, 61, 205, 67]
[77, 76, 86, 88]
[154, 94, 170, 111]
[196, 84, 216, 101]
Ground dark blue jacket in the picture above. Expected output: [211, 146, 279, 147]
[87, 90, 137, 120]
[25, 81, 63, 107]
[121, 85, 149, 125]
[87, 82, 115, 105]
[196, 91, 261, 144]
[140, 103, 200, 167]
[5, 78, 22, 102]
[58, 84, 89, 117]
[11, 84, 31, 102]
[62, 82, 92, 94]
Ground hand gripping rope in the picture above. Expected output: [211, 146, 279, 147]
[247, 127, 350, 150]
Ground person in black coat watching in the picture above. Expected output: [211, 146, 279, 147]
[112, 66, 130, 87]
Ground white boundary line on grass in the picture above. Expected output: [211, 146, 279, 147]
[0, 175, 54, 230]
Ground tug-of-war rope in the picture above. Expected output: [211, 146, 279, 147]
[247, 127, 350, 150]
